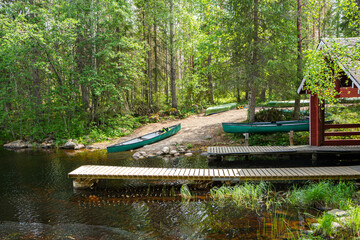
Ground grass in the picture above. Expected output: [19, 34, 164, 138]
[205, 181, 360, 239]
[325, 104, 360, 140]
[287, 181, 356, 209]
[317, 213, 336, 236]
[210, 182, 276, 210]
[180, 184, 192, 199]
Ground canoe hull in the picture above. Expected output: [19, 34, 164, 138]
[205, 103, 237, 116]
[222, 120, 310, 133]
[107, 124, 181, 153]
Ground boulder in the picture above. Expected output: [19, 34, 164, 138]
[170, 150, 177, 155]
[139, 151, 147, 156]
[185, 152, 193, 157]
[205, 135, 212, 140]
[41, 139, 56, 149]
[200, 152, 208, 157]
[61, 139, 77, 149]
[327, 209, 348, 217]
[177, 147, 186, 153]
[4, 140, 29, 149]
[74, 144, 85, 150]
[156, 151, 164, 156]
[132, 152, 142, 159]
[174, 153, 180, 157]
[162, 147, 170, 154]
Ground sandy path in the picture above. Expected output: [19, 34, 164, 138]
[91, 108, 248, 152]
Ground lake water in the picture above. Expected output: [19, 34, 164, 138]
[0, 147, 316, 239]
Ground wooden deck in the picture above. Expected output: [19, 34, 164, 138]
[207, 145, 360, 156]
[69, 165, 360, 182]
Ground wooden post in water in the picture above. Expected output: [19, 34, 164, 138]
[289, 131, 294, 146]
[243, 133, 249, 146]
[73, 178, 98, 189]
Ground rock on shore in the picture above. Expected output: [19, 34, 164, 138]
[3, 140, 33, 149]
[132, 145, 193, 159]
[60, 139, 85, 150]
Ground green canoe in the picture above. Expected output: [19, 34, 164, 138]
[205, 103, 237, 116]
[265, 100, 310, 107]
[222, 120, 310, 133]
[107, 124, 181, 153]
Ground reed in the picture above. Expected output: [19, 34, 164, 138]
[209, 185, 232, 200]
[287, 181, 355, 208]
[317, 213, 335, 237]
[346, 205, 360, 236]
[209, 181, 278, 210]
[180, 184, 192, 199]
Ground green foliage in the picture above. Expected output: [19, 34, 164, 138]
[287, 181, 356, 209]
[180, 184, 192, 199]
[347, 205, 360, 235]
[210, 182, 274, 210]
[254, 108, 294, 122]
[1, 0, 359, 144]
[317, 214, 336, 236]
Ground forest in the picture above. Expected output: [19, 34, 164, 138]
[0, 0, 359, 144]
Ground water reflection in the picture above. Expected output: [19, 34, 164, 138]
[0, 147, 315, 239]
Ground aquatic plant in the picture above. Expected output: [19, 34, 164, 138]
[287, 181, 356, 209]
[317, 213, 335, 237]
[210, 182, 278, 209]
[180, 184, 192, 199]
[346, 204, 360, 236]
[209, 185, 232, 200]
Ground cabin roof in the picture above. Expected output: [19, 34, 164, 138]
[297, 37, 360, 94]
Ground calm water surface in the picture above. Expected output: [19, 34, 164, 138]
[0, 148, 314, 239]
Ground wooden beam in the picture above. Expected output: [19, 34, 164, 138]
[324, 124, 360, 129]
[340, 87, 360, 98]
[324, 131, 360, 136]
[323, 139, 360, 146]
[310, 95, 321, 146]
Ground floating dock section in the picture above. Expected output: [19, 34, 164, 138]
[207, 145, 360, 157]
[69, 165, 360, 188]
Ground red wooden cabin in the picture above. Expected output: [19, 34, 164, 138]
[297, 38, 360, 146]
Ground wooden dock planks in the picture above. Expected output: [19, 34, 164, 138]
[207, 145, 360, 156]
[68, 165, 360, 182]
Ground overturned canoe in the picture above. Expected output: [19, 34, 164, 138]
[265, 100, 310, 107]
[222, 120, 311, 133]
[205, 103, 237, 116]
[107, 124, 181, 153]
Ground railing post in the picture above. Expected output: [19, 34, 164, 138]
[243, 133, 249, 146]
[289, 130, 294, 146]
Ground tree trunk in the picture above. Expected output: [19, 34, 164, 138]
[248, 0, 259, 123]
[170, 0, 177, 109]
[236, 83, 241, 102]
[294, 0, 302, 119]
[260, 88, 266, 102]
[154, 22, 158, 94]
[165, 45, 169, 104]
[207, 54, 214, 104]
[91, 0, 99, 124]
[148, 25, 152, 108]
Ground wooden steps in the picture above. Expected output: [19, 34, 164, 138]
[69, 165, 360, 182]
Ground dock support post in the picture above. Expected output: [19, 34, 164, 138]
[73, 178, 98, 189]
[243, 133, 249, 146]
[312, 154, 318, 166]
[289, 131, 294, 146]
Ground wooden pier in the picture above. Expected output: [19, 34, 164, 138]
[69, 165, 360, 188]
[207, 145, 360, 157]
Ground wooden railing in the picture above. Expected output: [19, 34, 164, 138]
[323, 124, 360, 145]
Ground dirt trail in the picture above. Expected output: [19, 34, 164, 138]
[91, 108, 248, 152]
